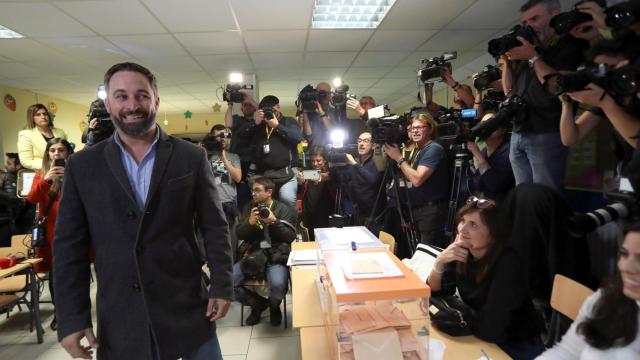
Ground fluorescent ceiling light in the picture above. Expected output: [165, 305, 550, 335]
[0, 25, 24, 39]
[312, 0, 397, 29]
[229, 72, 243, 83]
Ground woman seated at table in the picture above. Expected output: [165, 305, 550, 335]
[536, 223, 640, 359]
[27, 138, 73, 331]
[18, 104, 67, 170]
[427, 196, 545, 359]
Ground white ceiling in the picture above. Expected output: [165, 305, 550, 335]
[0, 0, 577, 113]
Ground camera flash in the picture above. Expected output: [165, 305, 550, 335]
[330, 129, 345, 149]
[332, 77, 342, 88]
[229, 72, 243, 83]
[97, 84, 107, 100]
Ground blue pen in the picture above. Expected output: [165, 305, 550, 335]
[351, 241, 357, 251]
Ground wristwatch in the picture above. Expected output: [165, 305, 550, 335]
[528, 54, 541, 67]
[397, 158, 406, 167]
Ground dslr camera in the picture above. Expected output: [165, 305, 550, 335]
[261, 106, 275, 120]
[223, 84, 254, 103]
[544, 63, 640, 100]
[488, 25, 537, 57]
[418, 51, 457, 84]
[298, 84, 320, 113]
[605, 1, 640, 31]
[257, 203, 271, 219]
[550, 0, 607, 35]
[201, 131, 230, 153]
[469, 96, 526, 141]
[473, 65, 502, 90]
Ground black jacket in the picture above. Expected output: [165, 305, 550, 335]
[338, 154, 384, 214]
[236, 199, 297, 251]
[237, 116, 303, 171]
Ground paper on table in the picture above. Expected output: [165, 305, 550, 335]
[352, 328, 403, 360]
[351, 258, 384, 274]
[321, 227, 375, 245]
[286, 249, 319, 266]
[342, 252, 404, 279]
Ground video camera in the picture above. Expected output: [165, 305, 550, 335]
[550, 0, 607, 35]
[298, 84, 320, 113]
[606, 1, 640, 31]
[468, 96, 526, 141]
[223, 84, 254, 103]
[86, 98, 114, 141]
[435, 109, 478, 143]
[326, 144, 359, 167]
[473, 65, 502, 91]
[330, 84, 355, 107]
[367, 112, 410, 146]
[544, 63, 640, 100]
[488, 25, 538, 57]
[418, 51, 457, 84]
[201, 131, 230, 153]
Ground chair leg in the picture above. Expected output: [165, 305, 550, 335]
[283, 295, 287, 329]
[240, 303, 244, 326]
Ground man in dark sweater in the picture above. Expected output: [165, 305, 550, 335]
[238, 95, 303, 209]
[234, 177, 297, 326]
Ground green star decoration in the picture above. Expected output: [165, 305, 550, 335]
[48, 112, 56, 121]
[183, 110, 192, 119]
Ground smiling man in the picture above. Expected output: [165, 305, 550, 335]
[53, 62, 233, 360]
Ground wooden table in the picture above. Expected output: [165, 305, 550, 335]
[290, 242, 510, 359]
[0, 258, 44, 344]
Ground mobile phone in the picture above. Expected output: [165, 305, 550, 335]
[302, 170, 321, 181]
[54, 158, 66, 167]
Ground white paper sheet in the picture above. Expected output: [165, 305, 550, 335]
[286, 249, 319, 266]
[20, 172, 35, 197]
[342, 252, 404, 279]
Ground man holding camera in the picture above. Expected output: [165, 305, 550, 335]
[299, 82, 335, 147]
[238, 95, 303, 209]
[502, 0, 588, 192]
[233, 177, 297, 326]
[344, 96, 376, 144]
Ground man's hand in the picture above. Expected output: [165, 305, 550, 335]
[441, 67, 456, 87]
[265, 209, 277, 225]
[382, 144, 402, 162]
[266, 116, 279, 129]
[466, 141, 482, 157]
[566, 83, 606, 107]
[255, 110, 265, 125]
[345, 153, 357, 166]
[347, 98, 365, 117]
[248, 207, 260, 226]
[506, 36, 537, 61]
[60, 328, 98, 359]
[576, 1, 608, 30]
[206, 298, 231, 322]
[88, 118, 98, 130]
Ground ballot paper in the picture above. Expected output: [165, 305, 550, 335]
[352, 328, 403, 360]
[286, 249, 319, 266]
[342, 252, 404, 279]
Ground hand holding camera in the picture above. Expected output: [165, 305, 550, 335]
[255, 109, 265, 125]
[505, 36, 538, 61]
[347, 98, 365, 116]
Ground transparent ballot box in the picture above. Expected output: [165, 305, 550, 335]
[315, 248, 431, 360]
[313, 226, 387, 276]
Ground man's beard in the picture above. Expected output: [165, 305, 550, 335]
[111, 109, 156, 137]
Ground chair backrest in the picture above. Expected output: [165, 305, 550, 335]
[0, 234, 30, 258]
[550, 274, 594, 320]
[299, 221, 310, 242]
[378, 230, 396, 254]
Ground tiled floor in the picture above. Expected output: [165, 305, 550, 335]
[0, 277, 299, 360]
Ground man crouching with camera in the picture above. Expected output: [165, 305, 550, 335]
[233, 177, 297, 326]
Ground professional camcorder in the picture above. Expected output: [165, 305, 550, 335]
[435, 109, 478, 143]
[298, 84, 321, 113]
[330, 84, 354, 107]
[223, 84, 254, 103]
[481, 89, 507, 112]
[86, 98, 114, 140]
[488, 25, 537, 57]
[473, 65, 502, 91]
[418, 51, 457, 83]
[550, 0, 607, 35]
[326, 144, 359, 166]
[544, 63, 640, 99]
[367, 114, 410, 146]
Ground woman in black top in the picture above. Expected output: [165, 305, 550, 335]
[427, 196, 545, 360]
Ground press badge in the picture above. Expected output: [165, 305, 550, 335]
[260, 240, 271, 249]
[263, 144, 270, 154]
[214, 176, 222, 185]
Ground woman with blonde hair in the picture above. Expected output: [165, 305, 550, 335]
[27, 138, 73, 331]
[17, 104, 67, 170]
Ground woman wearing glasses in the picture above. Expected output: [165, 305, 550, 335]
[427, 196, 545, 360]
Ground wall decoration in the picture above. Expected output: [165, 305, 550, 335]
[48, 112, 56, 121]
[3, 94, 16, 111]
[163, 112, 169, 126]
[184, 110, 192, 119]
[212, 103, 221, 112]
[79, 120, 87, 133]
[205, 119, 209, 126]
[47, 102, 58, 114]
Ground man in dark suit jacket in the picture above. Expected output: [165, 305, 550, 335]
[53, 62, 233, 360]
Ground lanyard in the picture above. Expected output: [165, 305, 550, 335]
[265, 126, 274, 141]
[404, 140, 431, 167]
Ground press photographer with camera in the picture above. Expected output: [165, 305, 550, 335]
[224, 89, 258, 175]
[472, 60, 507, 118]
[203, 124, 242, 231]
[499, 0, 590, 192]
[298, 82, 335, 146]
[343, 95, 377, 144]
[442, 67, 475, 109]
[233, 177, 297, 327]
[298, 145, 334, 241]
[238, 95, 303, 209]
[82, 98, 114, 147]
[383, 113, 449, 256]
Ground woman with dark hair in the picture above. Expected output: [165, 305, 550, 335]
[427, 196, 545, 359]
[27, 138, 73, 331]
[17, 104, 67, 170]
[537, 223, 640, 359]
[298, 145, 334, 241]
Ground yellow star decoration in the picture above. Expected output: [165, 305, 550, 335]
[212, 103, 221, 112]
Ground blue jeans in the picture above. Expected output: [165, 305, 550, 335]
[184, 333, 223, 360]
[509, 132, 568, 193]
[277, 167, 298, 209]
[233, 262, 288, 308]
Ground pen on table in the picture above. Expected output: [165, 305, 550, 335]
[480, 348, 490, 359]
[351, 241, 357, 251]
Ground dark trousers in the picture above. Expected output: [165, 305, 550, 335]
[0, 222, 11, 247]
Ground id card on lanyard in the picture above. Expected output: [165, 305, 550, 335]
[264, 126, 274, 154]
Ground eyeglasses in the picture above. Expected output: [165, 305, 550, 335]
[251, 188, 265, 194]
[466, 196, 496, 208]
[410, 125, 428, 131]
[356, 138, 371, 144]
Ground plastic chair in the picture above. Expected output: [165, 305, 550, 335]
[239, 277, 289, 328]
[299, 221, 310, 242]
[378, 230, 396, 254]
[546, 274, 594, 346]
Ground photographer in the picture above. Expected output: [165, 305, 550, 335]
[298, 145, 334, 241]
[82, 99, 115, 147]
[338, 131, 385, 231]
[205, 124, 242, 230]
[468, 113, 515, 202]
[299, 82, 335, 146]
[344, 96, 376, 144]
[383, 113, 449, 256]
[224, 91, 258, 173]
[442, 67, 475, 109]
[238, 95, 303, 208]
[233, 177, 297, 327]
[502, 0, 589, 192]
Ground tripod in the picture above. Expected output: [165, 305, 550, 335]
[369, 152, 420, 255]
[444, 141, 474, 239]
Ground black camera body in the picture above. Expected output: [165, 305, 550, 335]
[326, 144, 358, 166]
[331, 84, 354, 107]
[201, 133, 227, 153]
[367, 115, 410, 146]
[257, 204, 271, 219]
[606, 1, 640, 30]
[469, 96, 526, 141]
[544, 63, 639, 99]
[418, 52, 457, 83]
[488, 25, 537, 57]
[86, 98, 114, 141]
[223, 84, 254, 103]
[474, 65, 502, 90]
[261, 106, 275, 120]
[551, 0, 607, 35]
[298, 84, 319, 113]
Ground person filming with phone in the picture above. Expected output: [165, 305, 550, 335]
[298, 145, 334, 241]
[27, 138, 74, 331]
